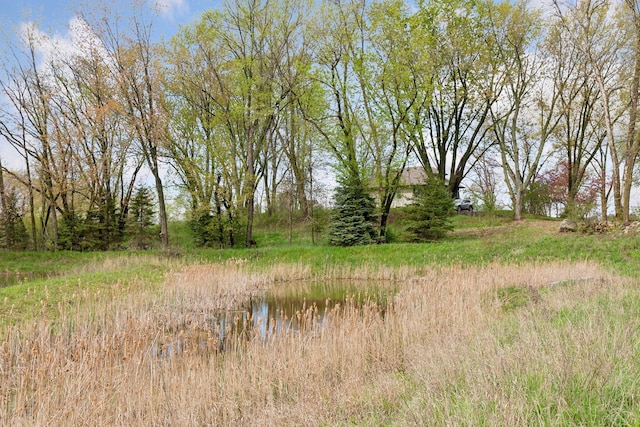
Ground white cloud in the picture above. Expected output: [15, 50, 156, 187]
[17, 17, 113, 79]
[155, 0, 189, 19]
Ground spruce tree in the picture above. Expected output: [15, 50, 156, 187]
[2, 190, 28, 250]
[126, 186, 157, 249]
[405, 177, 455, 241]
[328, 178, 376, 246]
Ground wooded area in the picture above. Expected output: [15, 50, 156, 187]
[1, 0, 639, 250]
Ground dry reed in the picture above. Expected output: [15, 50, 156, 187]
[0, 260, 636, 426]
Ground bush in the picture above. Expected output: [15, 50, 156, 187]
[189, 206, 243, 248]
[524, 181, 552, 216]
[404, 177, 455, 241]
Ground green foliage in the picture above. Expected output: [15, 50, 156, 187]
[189, 208, 219, 248]
[83, 197, 120, 251]
[1, 189, 28, 250]
[328, 179, 377, 246]
[126, 186, 158, 250]
[188, 206, 239, 248]
[523, 181, 552, 216]
[58, 211, 83, 251]
[59, 197, 121, 251]
[404, 177, 455, 241]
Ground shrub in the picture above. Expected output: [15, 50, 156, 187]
[404, 176, 455, 241]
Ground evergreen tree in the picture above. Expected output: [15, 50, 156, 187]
[0, 189, 28, 250]
[126, 186, 157, 249]
[87, 198, 119, 250]
[59, 198, 120, 251]
[58, 211, 82, 251]
[189, 207, 234, 248]
[405, 177, 455, 241]
[328, 178, 377, 246]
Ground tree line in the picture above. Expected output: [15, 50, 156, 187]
[1, 0, 639, 251]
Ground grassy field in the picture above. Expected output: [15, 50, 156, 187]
[0, 216, 639, 425]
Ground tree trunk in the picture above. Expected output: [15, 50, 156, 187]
[0, 157, 9, 247]
[25, 155, 38, 250]
[622, 29, 640, 224]
[246, 140, 255, 248]
[379, 196, 393, 243]
[514, 185, 523, 221]
[152, 166, 169, 249]
[600, 177, 608, 222]
[593, 70, 622, 221]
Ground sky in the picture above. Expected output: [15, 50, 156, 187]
[0, 0, 222, 171]
[0, 0, 221, 44]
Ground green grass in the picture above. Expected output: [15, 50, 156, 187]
[4, 216, 640, 277]
[0, 252, 174, 327]
[449, 209, 519, 228]
[193, 224, 640, 279]
[4, 216, 640, 279]
[2, 215, 640, 326]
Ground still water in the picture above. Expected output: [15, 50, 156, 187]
[222, 296, 336, 343]
[153, 294, 386, 357]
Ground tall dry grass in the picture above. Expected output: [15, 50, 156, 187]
[0, 260, 637, 425]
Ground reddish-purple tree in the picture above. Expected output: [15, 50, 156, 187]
[537, 161, 599, 217]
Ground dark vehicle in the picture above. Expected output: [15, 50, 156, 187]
[454, 198, 474, 214]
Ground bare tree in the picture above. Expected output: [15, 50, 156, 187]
[82, 5, 171, 248]
[50, 25, 143, 248]
[0, 26, 64, 249]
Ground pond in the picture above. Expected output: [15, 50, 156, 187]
[223, 296, 337, 343]
[153, 293, 388, 357]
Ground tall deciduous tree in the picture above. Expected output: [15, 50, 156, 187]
[546, 15, 604, 217]
[304, 0, 369, 188]
[412, 0, 507, 198]
[0, 25, 63, 250]
[619, 0, 640, 223]
[205, 0, 296, 247]
[164, 20, 235, 246]
[489, 0, 559, 220]
[83, 3, 171, 248]
[167, 0, 313, 247]
[47, 19, 143, 249]
[270, 0, 318, 219]
[364, 0, 425, 241]
[553, 0, 626, 220]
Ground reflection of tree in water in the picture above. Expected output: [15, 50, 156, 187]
[152, 295, 387, 357]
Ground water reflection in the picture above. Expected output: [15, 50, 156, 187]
[152, 295, 384, 357]
[217, 297, 336, 350]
